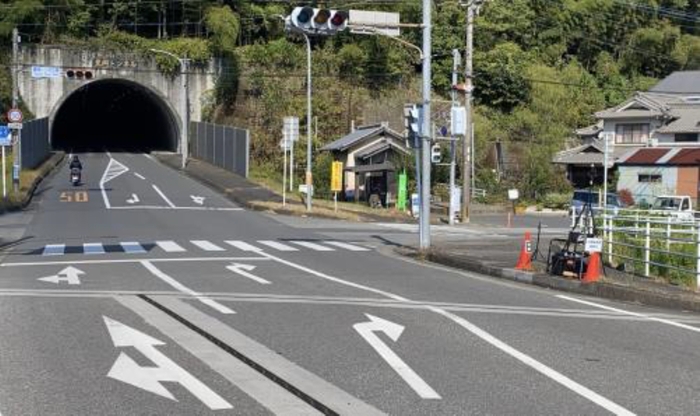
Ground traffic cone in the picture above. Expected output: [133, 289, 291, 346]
[582, 252, 601, 282]
[515, 232, 533, 271]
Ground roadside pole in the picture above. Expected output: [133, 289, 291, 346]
[282, 138, 288, 207]
[419, 0, 432, 250]
[303, 32, 313, 212]
[449, 49, 460, 225]
[11, 27, 20, 193]
[460, 4, 475, 224]
[2, 145, 6, 199]
[603, 132, 610, 211]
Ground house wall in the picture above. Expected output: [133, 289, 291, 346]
[677, 167, 699, 200]
[602, 119, 700, 147]
[343, 136, 389, 194]
[617, 166, 677, 204]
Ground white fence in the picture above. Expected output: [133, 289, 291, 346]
[570, 208, 700, 289]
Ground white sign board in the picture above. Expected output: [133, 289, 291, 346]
[349, 10, 400, 37]
[31, 66, 62, 79]
[450, 186, 461, 217]
[8, 122, 22, 130]
[280, 138, 291, 151]
[283, 116, 299, 142]
[298, 184, 314, 196]
[585, 237, 603, 253]
[508, 189, 519, 201]
[450, 106, 467, 136]
[411, 193, 420, 218]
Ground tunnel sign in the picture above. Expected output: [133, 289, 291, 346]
[7, 109, 22, 123]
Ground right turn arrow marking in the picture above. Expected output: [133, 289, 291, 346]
[353, 314, 441, 400]
[226, 263, 271, 284]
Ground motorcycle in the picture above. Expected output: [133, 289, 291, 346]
[70, 168, 81, 186]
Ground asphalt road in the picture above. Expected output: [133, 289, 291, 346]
[0, 152, 699, 415]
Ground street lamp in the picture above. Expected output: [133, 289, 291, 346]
[149, 48, 189, 169]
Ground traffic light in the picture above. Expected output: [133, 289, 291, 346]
[431, 144, 442, 164]
[65, 68, 93, 81]
[404, 103, 423, 148]
[289, 7, 348, 35]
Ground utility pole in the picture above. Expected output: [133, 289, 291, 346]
[419, 0, 432, 249]
[11, 27, 20, 193]
[303, 33, 313, 212]
[449, 49, 460, 225]
[461, 2, 476, 224]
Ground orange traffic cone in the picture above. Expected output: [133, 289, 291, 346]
[515, 232, 533, 271]
[582, 252, 601, 282]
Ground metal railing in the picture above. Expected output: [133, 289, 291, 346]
[570, 207, 700, 289]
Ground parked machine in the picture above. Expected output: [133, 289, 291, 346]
[547, 195, 598, 279]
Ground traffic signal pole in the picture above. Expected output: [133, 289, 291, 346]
[11, 27, 20, 193]
[420, 0, 432, 250]
[303, 32, 313, 212]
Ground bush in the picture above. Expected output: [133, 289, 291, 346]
[542, 192, 570, 210]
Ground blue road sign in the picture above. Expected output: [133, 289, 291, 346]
[440, 126, 448, 137]
[0, 125, 10, 146]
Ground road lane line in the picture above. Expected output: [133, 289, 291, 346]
[257, 240, 299, 252]
[120, 242, 147, 254]
[143, 153, 154, 160]
[1, 256, 271, 267]
[152, 184, 176, 208]
[557, 295, 700, 334]
[83, 243, 105, 255]
[115, 296, 319, 415]
[324, 241, 370, 252]
[191, 240, 226, 252]
[42, 244, 65, 256]
[428, 307, 635, 416]
[149, 295, 385, 415]
[225, 241, 263, 252]
[140, 260, 235, 314]
[260, 252, 636, 415]
[289, 241, 335, 252]
[156, 241, 186, 253]
[134, 172, 146, 180]
[109, 206, 243, 211]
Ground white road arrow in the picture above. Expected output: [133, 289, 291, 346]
[103, 316, 232, 410]
[126, 194, 140, 204]
[226, 263, 271, 284]
[353, 314, 441, 400]
[190, 195, 205, 205]
[38, 266, 84, 285]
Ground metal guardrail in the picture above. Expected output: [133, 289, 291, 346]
[570, 207, 700, 289]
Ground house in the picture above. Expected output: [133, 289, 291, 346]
[616, 148, 700, 205]
[553, 71, 700, 188]
[320, 123, 410, 206]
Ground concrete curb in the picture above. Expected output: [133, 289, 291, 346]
[399, 247, 700, 313]
[0, 152, 65, 213]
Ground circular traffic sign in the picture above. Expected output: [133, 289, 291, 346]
[7, 108, 22, 123]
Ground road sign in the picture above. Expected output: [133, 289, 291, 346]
[508, 189, 519, 201]
[7, 108, 22, 123]
[397, 172, 407, 211]
[103, 316, 233, 410]
[349, 10, 400, 37]
[31, 66, 62, 79]
[8, 122, 22, 130]
[331, 161, 343, 192]
[283, 116, 299, 142]
[0, 125, 10, 146]
[280, 138, 291, 151]
[451, 106, 467, 136]
[353, 314, 441, 399]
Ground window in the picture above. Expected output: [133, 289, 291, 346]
[638, 173, 662, 183]
[675, 133, 698, 142]
[615, 124, 650, 144]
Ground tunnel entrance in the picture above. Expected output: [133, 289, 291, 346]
[51, 79, 179, 152]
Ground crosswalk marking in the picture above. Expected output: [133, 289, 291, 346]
[225, 241, 262, 252]
[156, 240, 186, 253]
[43, 244, 65, 256]
[36, 239, 371, 256]
[83, 243, 105, 255]
[257, 240, 299, 252]
[324, 241, 370, 252]
[191, 240, 226, 252]
[120, 242, 146, 254]
[289, 241, 336, 252]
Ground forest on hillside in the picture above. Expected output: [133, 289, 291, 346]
[1, 0, 699, 199]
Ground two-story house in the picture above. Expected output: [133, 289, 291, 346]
[553, 71, 700, 203]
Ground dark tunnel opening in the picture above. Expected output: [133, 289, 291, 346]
[51, 79, 179, 152]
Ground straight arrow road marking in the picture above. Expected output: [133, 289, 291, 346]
[226, 263, 271, 284]
[354, 314, 441, 400]
[103, 316, 233, 410]
[126, 194, 140, 204]
[37, 266, 84, 285]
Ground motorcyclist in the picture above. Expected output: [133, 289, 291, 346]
[69, 155, 82, 171]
